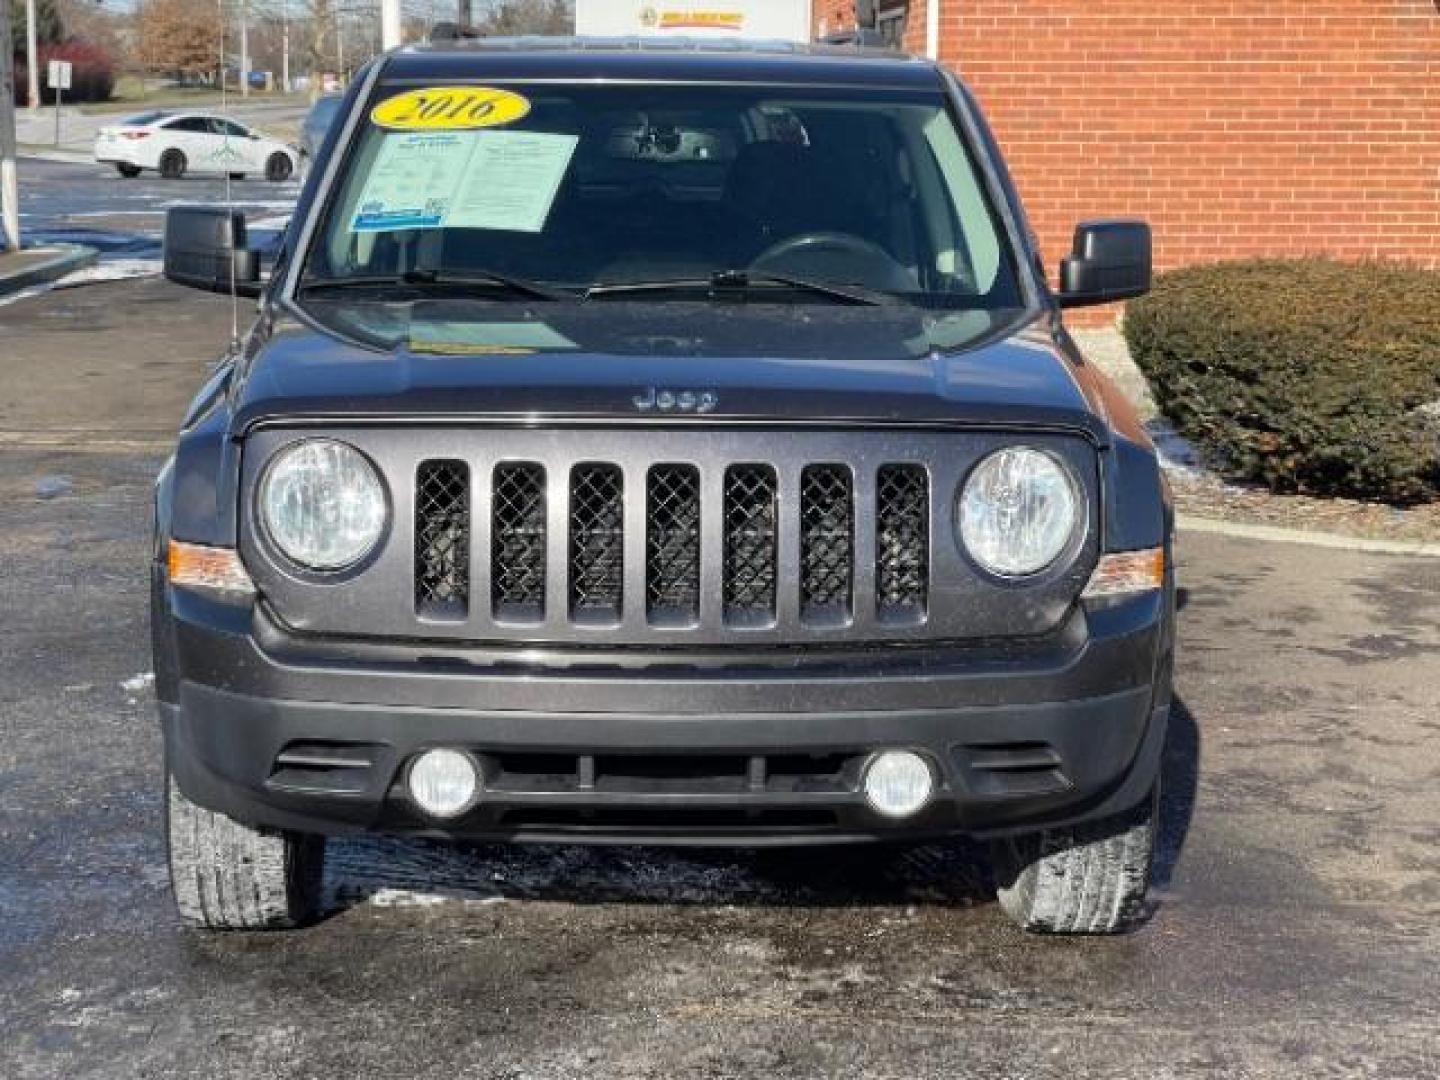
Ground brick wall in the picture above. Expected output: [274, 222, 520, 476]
[813, 1, 1440, 324]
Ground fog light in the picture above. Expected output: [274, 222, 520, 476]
[863, 750, 935, 818]
[408, 749, 479, 819]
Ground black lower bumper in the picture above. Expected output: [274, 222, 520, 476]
[157, 586, 1172, 846]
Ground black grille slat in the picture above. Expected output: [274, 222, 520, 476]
[876, 464, 929, 619]
[723, 465, 778, 625]
[415, 460, 470, 616]
[647, 465, 701, 623]
[492, 463, 546, 618]
[569, 464, 624, 620]
[800, 465, 853, 621]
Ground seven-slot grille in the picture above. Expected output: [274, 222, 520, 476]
[491, 462, 546, 619]
[569, 464, 625, 621]
[646, 465, 701, 623]
[417, 460, 930, 631]
[723, 465, 778, 626]
[800, 465, 854, 623]
[876, 464, 929, 619]
[414, 460, 469, 616]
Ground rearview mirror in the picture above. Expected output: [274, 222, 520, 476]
[164, 207, 262, 298]
[1057, 220, 1151, 309]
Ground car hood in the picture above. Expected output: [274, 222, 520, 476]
[230, 299, 1107, 439]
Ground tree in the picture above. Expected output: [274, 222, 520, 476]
[55, 0, 126, 57]
[303, 0, 331, 99]
[137, 0, 215, 79]
[10, 0, 65, 50]
[481, 0, 573, 36]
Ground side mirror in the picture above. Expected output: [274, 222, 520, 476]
[1057, 220, 1151, 309]
[164, 207, 263, 298]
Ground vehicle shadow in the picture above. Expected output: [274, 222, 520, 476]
[321, 699, 1199, 921]
[1154, 695, 1201, 889]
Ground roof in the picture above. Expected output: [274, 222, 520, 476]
[381, 36, 943, 90]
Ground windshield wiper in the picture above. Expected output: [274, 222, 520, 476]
[585, 270, 895, 306]
[300, 268, 575, 302]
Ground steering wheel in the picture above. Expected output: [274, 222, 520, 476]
[748, 231, 915, 292]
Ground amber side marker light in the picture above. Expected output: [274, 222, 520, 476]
[167, 540, 255, 595]
[1082, 547, 1166, 600]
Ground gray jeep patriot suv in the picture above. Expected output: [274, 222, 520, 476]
[154, 37, 1174, 934]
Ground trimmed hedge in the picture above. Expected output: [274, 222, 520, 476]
[1125, 259, 1440, 504]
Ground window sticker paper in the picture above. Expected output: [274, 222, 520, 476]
[350, 130, 578, 235]
[447, 132, 580, 234]
[351, 131, 477, 233]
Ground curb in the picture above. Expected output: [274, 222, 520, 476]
[17, 147, 93, 165]
[0, 244, 100, 298]
[0, 430, 174, 453]
[1177, 514, 1440, 559]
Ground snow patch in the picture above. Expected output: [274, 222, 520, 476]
[57, 258, 163, 286]
[365, 888, 506, 908]
[1146, 417, 1205, 475]
[35, 475, 74, 499]
[120, 672, 155, 693]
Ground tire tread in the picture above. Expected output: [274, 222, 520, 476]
[166, 774, 323, 930]
[993, 790, 1156, 935]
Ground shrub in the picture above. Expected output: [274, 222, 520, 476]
[1124, 258, 1440, 504]
[13, 41, 117, 104]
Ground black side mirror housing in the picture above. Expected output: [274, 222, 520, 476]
[1057, 220, 1152, 309]
[164, 207, 263, 299]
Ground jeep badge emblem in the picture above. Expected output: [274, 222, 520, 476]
[633, 388, 719, 414]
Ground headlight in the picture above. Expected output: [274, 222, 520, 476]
[260, 440, 387, 570]
[958, 447, 1080, 577]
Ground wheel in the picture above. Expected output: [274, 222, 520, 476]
[990, 785, 1158, 934]
[115, 163, 141, 179]
[159, 149, 187, 180]
[165, 771, 324, 930]
[265, 152, 293, 183]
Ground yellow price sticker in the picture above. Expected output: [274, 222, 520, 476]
[371, 86, 532, 132]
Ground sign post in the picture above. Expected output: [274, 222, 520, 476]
[25, 0, 39, 112]
[382, 0, 403, 50]
[48, 59, 72, 149]
[0, 0, 21, 253]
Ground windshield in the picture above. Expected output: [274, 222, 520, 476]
[301, 82, 1022, 309]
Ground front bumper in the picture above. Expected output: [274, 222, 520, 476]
[94, 142, 138, 166]
[157, 584, 1172, 846]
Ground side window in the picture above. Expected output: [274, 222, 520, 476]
[213, 119, 250, 139]
[165, 118, 209, 134]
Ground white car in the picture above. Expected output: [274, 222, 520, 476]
[95, 111, 299, 183]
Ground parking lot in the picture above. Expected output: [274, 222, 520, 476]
[0, 267, 1436, 1077]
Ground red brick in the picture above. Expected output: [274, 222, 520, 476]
[813, 0, 1439, 325]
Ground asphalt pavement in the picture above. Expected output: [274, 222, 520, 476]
[7, 157, 301, 270]
[1, 278, 1438, 1078]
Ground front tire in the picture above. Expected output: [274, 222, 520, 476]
[159, 149, 187, 180]
[265, 152, 293, 183]
[166, 772, 324, 930]
[115, 163, 141, 179]
[990, 786, 1158, 934]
